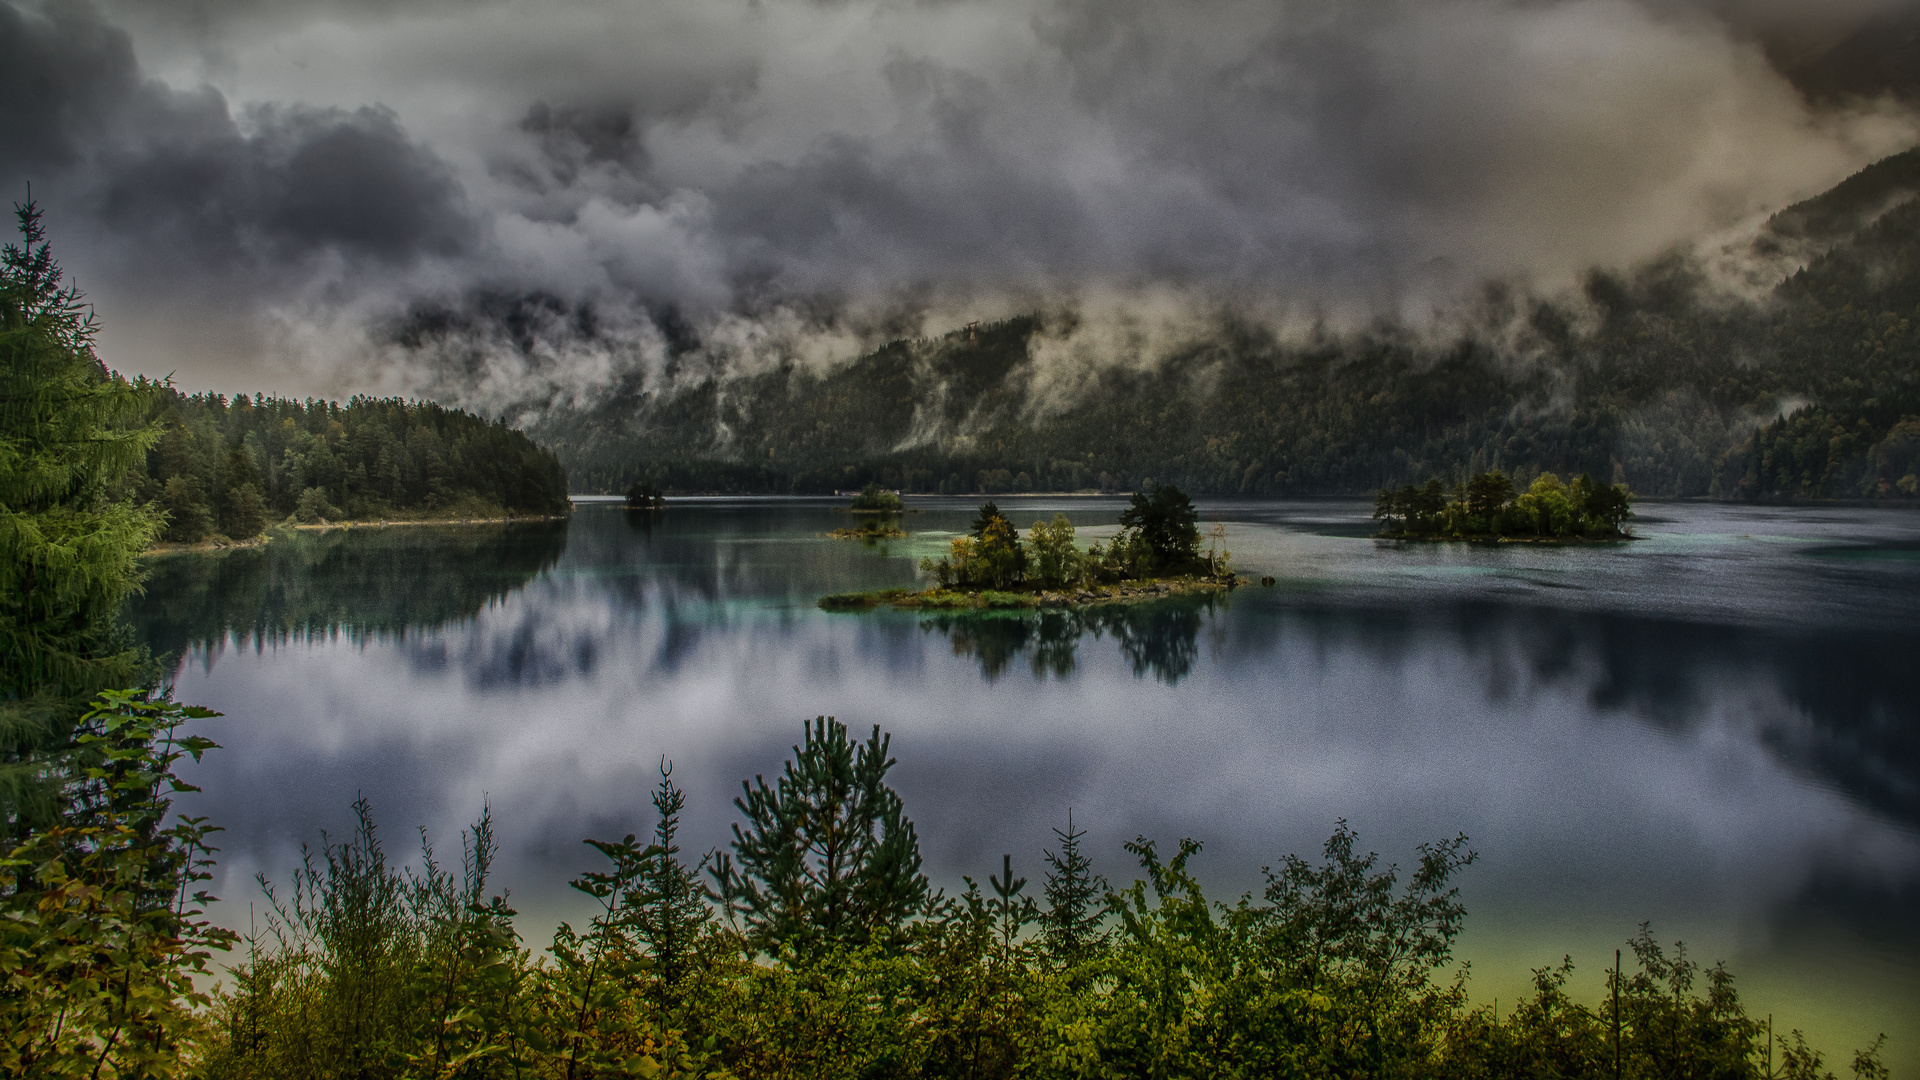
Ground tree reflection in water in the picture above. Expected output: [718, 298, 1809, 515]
[130, 520, 570, 664]
[920, 593, 1225, 684]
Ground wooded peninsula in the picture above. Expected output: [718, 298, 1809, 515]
[133, 390, 570, 546]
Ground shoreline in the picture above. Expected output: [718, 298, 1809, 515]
[288, 512, 570, 531]
[140, 512, 570, 556]
[820, 575, 1236, 612]
[1372, 532, 1637, 545]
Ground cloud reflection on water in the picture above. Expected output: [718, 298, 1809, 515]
[136, 499, 1920, 1067]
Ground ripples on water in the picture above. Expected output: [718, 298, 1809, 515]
[130, 497, 1920, 1069]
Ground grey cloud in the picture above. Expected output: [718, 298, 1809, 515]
[8, 0, 1920, 407]
[88, 103, 472, 267]
[3, 2, 474, 272]
[0, 0, 144, 183]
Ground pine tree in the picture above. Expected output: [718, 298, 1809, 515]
[1040, 809, 1108, 965]
[717, 716, 928, 954]
[629, 759, 711, 986]
[0, 199, 162, 826]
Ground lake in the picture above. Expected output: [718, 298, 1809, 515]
[131, 496, 1920, 1070]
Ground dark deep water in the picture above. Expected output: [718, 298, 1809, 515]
[130, 497, 1920, 1069]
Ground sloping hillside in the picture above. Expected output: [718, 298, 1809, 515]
[539, 148, 1920, 500]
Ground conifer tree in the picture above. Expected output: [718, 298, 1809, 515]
[0, 199, 162, 826]
[629, 759, 711, 985]
[1040, 809, 1108, 965]
[718, 716, 928, 954]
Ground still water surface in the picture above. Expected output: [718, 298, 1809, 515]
[131, 497, 1920, 1068]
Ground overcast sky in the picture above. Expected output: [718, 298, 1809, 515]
[4, 0, 1917, 414]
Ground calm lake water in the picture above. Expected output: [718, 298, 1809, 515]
[132, 497, 1920, 1069]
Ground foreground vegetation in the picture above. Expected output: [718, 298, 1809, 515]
[1373, 471, 1634, 541]
[4, 708, 1897, 1080]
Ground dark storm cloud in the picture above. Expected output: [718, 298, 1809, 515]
[2, 2, 473, 272]
[6, 0, 1919, 404]
[88, 103, 472, 266]
[0, 1, 158, 195]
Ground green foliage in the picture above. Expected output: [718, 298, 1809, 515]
[1119, 484, 1201, 571]
[1025, 514, 1085, 589]
[202, 796, 516, 1080]
[923, 502, 1029, 589]
[0, 691, 234, 1078]
[716, 716, 929, 955]
[133, 388, 569, 537]
[849, 482, 902, 512]
[1375, 470, 1634, 539]
[967, 501, 1026, 586]
[631, 761, 714, 988]
[1039, 810, 1106, 967]
[201, 789, 726, 1080]
[16, 718, 1880, 1080]
[294, 485, 343, 524]
[0, 202, 164, 825]
[921, 494, 1227, 594]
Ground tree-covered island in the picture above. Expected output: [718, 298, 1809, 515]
[626, 479, 668, 509]
[821, 484, 1236, 610]
[1373, 470, 1634, 542]
[847, 481, 905, 513]
[828, 483, 911, 540]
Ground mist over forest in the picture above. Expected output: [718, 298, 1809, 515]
[6, 0, 1920, 499]
[532, 147, 1920, 500]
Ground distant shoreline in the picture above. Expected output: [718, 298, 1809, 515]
[572, 491, 1920, 508]
[820, 575, 1236, 612]
[140, 512, 570, 556]
[1372, 532, 1638, 545]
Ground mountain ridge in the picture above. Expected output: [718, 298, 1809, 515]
[531, 147, 1920, 502]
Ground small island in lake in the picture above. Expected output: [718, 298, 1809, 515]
[625, 480, 667, 509]
[1373, 470, 1633, 542]
[847, 481, 905, 513]
[827, 482, 910, 539]
[821, 484, 1236, 610]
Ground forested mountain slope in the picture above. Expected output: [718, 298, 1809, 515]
[539, 149, 1920, 500]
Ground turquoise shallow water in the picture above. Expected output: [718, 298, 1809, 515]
[131, 496, 1920, 1070]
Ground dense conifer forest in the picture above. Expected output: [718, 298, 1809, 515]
[541, 149, 1920, 502]
[133, 390, 570, 544]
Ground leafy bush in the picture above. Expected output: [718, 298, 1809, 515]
[0, 692, 233, 1078]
